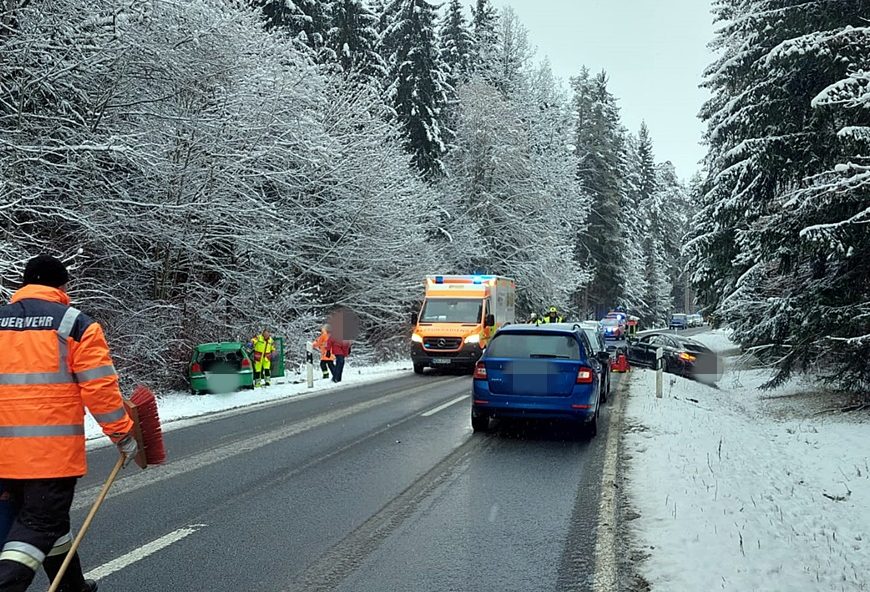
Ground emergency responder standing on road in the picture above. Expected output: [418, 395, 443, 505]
[312, 325, 335, 380]
[528, 312, 539, 325]
[541, 306, 565, 324]
[250, 330, 276, 387]
[0, 255, 137, 592]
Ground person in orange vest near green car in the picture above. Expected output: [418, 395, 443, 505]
[0, 255, 138, 592]
[249, 330, 276, 387]
[312, 325, 335, 380]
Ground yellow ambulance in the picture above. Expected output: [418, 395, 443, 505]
[411, 275, 516, 374]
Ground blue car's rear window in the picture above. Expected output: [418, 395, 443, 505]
[486, 333, 582, 360]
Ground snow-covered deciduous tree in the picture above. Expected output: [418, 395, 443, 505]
[441, 60, 591, 316]
[0, 0, 446, 386]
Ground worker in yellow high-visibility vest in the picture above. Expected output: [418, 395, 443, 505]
[249, 330, 276, 387]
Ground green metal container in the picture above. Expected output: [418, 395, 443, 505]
[271, 337, 286, 379]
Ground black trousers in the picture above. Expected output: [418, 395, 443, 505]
[0, 478, 86, 592]
[333, 355, 346, 382]
[319, 359, 335, 378]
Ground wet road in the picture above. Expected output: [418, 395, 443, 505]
[36, 369, 630, 592]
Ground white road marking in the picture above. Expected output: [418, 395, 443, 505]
[84, 524, 205, 580]
[73, 377, 467, 512]
[592, 375, 627, 591]
[421, 395, 469, 417]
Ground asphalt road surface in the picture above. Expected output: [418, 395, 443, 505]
[30, 342, 690, 592]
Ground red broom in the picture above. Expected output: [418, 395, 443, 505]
[48, 386, 166, 592]
[127, 385, 167, 467]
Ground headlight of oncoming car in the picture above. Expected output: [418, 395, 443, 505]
[411, 333, 423, 343]
[464, 334, 481, 344]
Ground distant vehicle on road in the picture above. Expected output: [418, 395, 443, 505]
[687, 313, 704, 327]
[669, 313, 688, 330]
[471, 324, 609, 437]
[626, 333, 722, 384]
[600, 317, 625, 340]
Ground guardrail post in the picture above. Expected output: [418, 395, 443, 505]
[655, 347, 663, 398]
[306, 342, 314, 388]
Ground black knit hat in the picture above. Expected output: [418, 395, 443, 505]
[23, 255, 69, 288]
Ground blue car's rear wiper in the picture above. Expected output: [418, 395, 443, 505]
[529, 354, 570, 359]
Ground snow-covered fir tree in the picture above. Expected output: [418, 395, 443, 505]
[470, 0, 499, 76]
[439, 0, 474, 89]
[382, 0, 450, 179]
[327, 0, 386, 83]
[570, 69, 627, 316]
[688, 0, 870, 392]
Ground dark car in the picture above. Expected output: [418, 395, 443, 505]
[578, 321, 611, 403]
[471, 324, 610, 437]
[627, 333, 722, 384]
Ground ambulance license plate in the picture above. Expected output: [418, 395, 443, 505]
[431, 358, 451, 365]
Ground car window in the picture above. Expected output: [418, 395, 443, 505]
[486, 332, 581, 360]
[582, 329, 601, 352]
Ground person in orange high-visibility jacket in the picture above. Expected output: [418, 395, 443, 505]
[0, 255, 137, 592]
[312, 325, 335, 380]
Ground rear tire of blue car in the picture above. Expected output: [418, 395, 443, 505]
[471, 413, 490, 433]
[581, 410, 598, 439]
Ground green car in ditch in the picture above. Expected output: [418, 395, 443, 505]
[187, 342, 255, 395]
[187, 338, 287, 394]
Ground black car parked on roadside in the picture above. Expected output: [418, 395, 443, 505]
[627, 333, 722, 384]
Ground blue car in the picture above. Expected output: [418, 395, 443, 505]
[669, 313, 688, 330]
[471, 324, 609, 437]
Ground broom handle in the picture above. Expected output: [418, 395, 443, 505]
[48, 454, 125, 592]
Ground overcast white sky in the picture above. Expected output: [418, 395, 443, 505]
[465, 0, 716, 179]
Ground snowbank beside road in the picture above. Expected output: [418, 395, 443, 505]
[85, 361, 413, 441]
[624, 335, 870, 592]
[689, 327, 738, 354]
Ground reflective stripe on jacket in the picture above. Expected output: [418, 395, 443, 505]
[312, 331, 335, 361]
[0, 285, 133, 479]
[251, 335, 275, 369]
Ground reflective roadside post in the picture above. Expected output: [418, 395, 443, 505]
[655, 347, 664, 398]
[306, 341, 314, 388]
